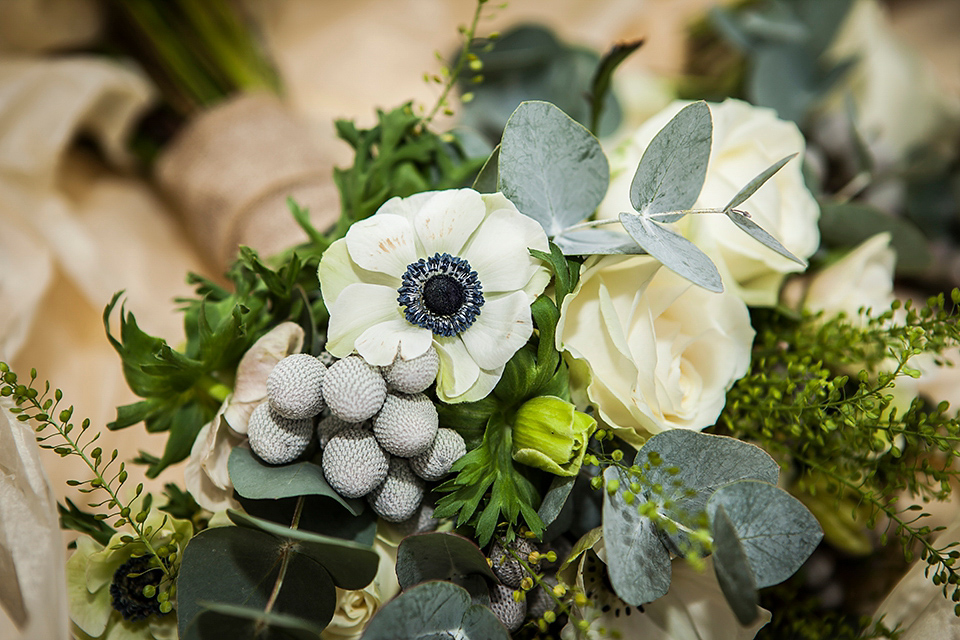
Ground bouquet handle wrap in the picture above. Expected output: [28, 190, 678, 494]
[155, 93, 340, 269]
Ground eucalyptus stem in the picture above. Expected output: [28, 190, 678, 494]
[261, 496, 305, 620]
[421, 0, 487, 127]
[0, 365, 172, 578]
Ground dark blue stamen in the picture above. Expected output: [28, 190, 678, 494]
[398, 253, 484, 337]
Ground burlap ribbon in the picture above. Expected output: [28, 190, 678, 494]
[155, 93, 341, 270]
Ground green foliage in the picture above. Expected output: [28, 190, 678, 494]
[718, 293, 960, 604]
[0, 364, 179, 588]
[103, 220, 327, 477]
[434, 290, 575, 545]
[332, 103, 487, 237]
[395, 532, 497, 595]
[456, 24, 626, 142]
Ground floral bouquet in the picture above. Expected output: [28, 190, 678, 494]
[3, 1, 960, 639]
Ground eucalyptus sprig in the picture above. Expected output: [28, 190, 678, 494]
[0, 363, 177, 592]
[718, 291, 960, 608]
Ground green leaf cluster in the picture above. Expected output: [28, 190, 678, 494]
[598, 429, 820, 623]
[332, 103, 487, 238]
[103, 223, 327, 477]
[434, 273, 577, 545]
[718, 293, 960, 605]
[0, 364, 182, 596]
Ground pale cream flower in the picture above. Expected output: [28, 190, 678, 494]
[183, 322, 304, 511]
[560, 541, 770, 640]
[599, 98, 820, 306]
[66, 510, 191, 640]
[320, 529, 401, 640]
[318, 188, 549, 403]
[557, 255, 754, 445]
[781, 232, 896, 323]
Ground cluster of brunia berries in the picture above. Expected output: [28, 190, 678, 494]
[487, 537, 562, 632]
[246, 347, 466, 522]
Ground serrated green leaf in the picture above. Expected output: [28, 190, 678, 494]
[499, 101, 609, 236]
[228, 447, 362, 515]
[360, 581, 508, 640]
[630, 101, 711, 216]
[707, 480, 822, 589]
[147, 401, 208, 477]
[618, 212, 723, 292]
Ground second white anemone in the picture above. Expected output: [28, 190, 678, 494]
[318, 188, 550, 403]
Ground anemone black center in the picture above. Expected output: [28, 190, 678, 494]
[110, 555, 166, 621]
[422, 274, 466, 316]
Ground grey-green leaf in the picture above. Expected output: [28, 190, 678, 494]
[630, 101, 712, 216]
[498, 101, 609, 236]
[191, 602, 326, 640]
[360, 581, 509, 640]
[227, 509, 379, 590]
[538, 475, 576, 527]
[710, 505, 760, 626]
[178, 526, 338, 640]
[601, 467, 672, 605]
[725, 210, 806, 266]
[618, 212, 723, 292]
[723, 153, 797, 212]
[636, 430, 780, 554]
[552, 228, 646, 255]
[707, 480, 823, 588]
[396, 532, 497, 591]
[228, 447, 362, 515]
[473, 145, 499, 193]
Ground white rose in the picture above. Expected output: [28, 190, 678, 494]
[321, 534, 400, 640]
[557, 256, 754, 445]
[781, 232, 896, 323]
[818, 0, 960, 167]
[599, 98, 820, 307]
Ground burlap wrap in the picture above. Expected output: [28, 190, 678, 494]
[156, 93, 340, 270]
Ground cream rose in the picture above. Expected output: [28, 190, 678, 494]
[321, 533, 400, 640]
[781, 232, 896, 323]
[599, 98, 820, 307]
[817, 0, 960, 168]
[557, 256, 754, 445]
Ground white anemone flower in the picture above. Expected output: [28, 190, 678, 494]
[318, 188, 549, 403]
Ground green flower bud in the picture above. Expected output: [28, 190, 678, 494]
[511, 396, 596, 476]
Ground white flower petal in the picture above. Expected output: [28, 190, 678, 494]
[345, 213, 418, 276]
[355, 316, 433, 366]
[319, 238, 400, 307]
[326, 283, 404, 358]
[413, 189, 486, 257]
[434, 337, 480, 401]
[460, 203, 549, 294]
[460, 291, 533, 371]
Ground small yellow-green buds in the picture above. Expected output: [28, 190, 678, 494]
[511, 396, 597, 476]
